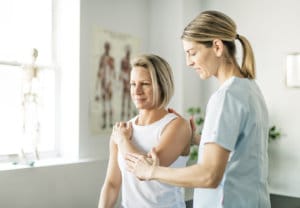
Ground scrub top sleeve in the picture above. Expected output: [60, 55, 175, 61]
[201, 90, 244, 151]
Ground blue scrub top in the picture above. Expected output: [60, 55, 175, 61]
[194, 77, 271, 208]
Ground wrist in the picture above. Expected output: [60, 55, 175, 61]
[118, 136, 130, 145]
[149, 165, 157, 180]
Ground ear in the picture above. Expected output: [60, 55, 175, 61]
[212, 39, 224, 57]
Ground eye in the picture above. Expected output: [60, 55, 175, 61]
[189, 52, 196, 56]
[130, 82, 136, 86]
[188, 50, 196, 56]
[141, 82, 151, 86]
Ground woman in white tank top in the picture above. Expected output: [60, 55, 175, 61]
[98, 54, 192, 208]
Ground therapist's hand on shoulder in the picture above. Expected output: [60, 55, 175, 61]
[168, 108, 200, 145]
[126, 148, 159, 181]
[112, 122, 133, 145]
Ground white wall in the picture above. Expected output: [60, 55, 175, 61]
[148, 0, 204, 113]
[0, 160, 106, 208]
[201, 0, 300, 198]
[181, 0, 207, 111]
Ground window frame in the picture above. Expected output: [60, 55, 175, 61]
[0, 0, 60, 163]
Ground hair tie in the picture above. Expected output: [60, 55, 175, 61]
[236, 34, 240, 39]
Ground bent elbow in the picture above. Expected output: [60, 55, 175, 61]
[208, 179, 221, 188]
[202, 173, 223, 188]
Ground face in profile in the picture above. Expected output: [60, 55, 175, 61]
[182, 40, 219, 80]
[130, 66, 155, 110]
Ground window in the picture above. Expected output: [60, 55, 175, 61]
[0, 0, 56, 161]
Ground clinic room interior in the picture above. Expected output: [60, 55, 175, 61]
[0, 0, 299, 207]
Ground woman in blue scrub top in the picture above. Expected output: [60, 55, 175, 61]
[125, 10, 271, 208]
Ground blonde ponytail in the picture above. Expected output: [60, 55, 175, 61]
[237, 34, 256, 79]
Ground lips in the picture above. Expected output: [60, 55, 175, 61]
[134, 98, 146, 102]
[195, 68, 202, 72]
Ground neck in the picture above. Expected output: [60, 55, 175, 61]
[137, 108, 168, 125]
[216, 62, 243, 84]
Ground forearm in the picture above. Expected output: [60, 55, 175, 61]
[152, 163, 218, 188]
[118, 138, 143, 157]
[98, 184, 119, 208]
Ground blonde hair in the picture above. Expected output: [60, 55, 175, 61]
[131, 54, 174, 109]
[182, 10, 256, 79]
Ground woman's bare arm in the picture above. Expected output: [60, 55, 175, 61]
[154, 117, 191, 166]
[98, 137, 122, 208]
[114, 116, 191, 167]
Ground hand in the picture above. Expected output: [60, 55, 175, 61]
[111, 122, 132, 145]
[125, 148, 159, 180]
[168, 108, 182, 117]
[168, 108, 198, 145]
[189, 116, 196, 144]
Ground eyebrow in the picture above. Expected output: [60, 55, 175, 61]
[130, 79, 152, 82]
[185, 48, 195, 53]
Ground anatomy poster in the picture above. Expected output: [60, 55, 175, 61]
[90, 27, 140, 135]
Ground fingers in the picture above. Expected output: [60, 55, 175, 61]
[114, 121, 132, 129]
[189, 116, 196, 131]
[125, 152, 155, 180]
[113, 121, 129, 131]
[125, 154, 135, 171]
[125, 153, 148, 168]
[167, 108, 174, 113]
[125, 152, 140, 162]
[116, 122, 126, 127]
[127, 121, 133, 129]
[149, 147, 159, 166]
[167, 108, 182, 118]
[189, 117, 195, 145]
[126, 153, 142, 173]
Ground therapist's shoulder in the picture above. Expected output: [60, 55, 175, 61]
[213, 82, 246, 106]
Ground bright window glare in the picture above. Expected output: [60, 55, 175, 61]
[0, 66, 23, 154]
[0, 0, 52, 64]
[0, 66, 55, 155]
[0, 0, 54, 156]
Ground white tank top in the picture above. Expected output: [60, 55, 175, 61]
[118, 113, 188, 208]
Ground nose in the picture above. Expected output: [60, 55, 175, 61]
[134, 83, 143, 95]
[186, 55, 194, 67]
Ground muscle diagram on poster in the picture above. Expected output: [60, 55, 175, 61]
[90, 27, 140, 135]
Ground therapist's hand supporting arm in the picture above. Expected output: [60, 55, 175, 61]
[190, 117, 201, 145]
[126, 143, 229, 188]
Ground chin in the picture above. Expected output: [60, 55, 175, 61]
[134, 103, 146, 109]
[199, 74, 207, 80]
[198, 72, 210, 80]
